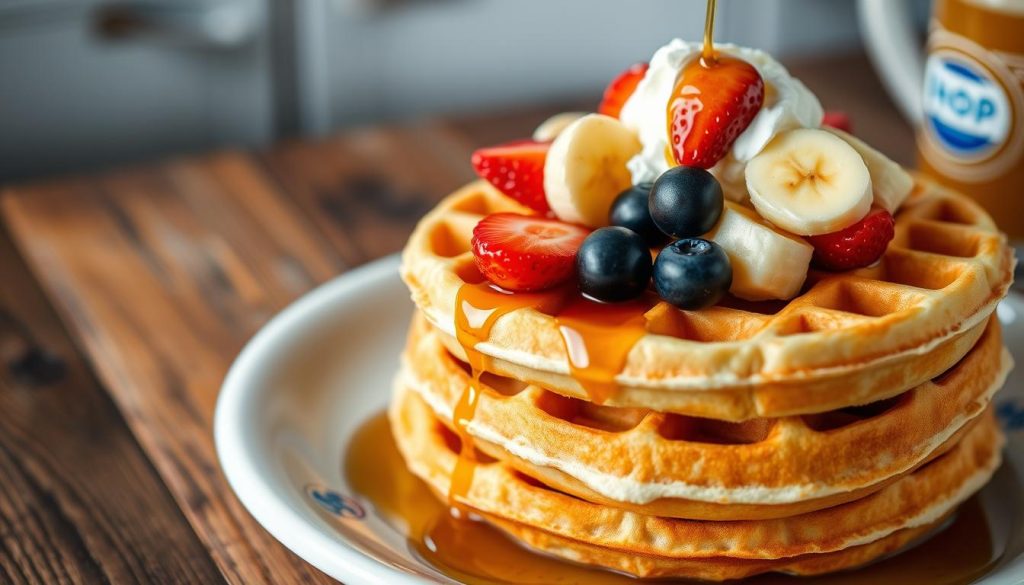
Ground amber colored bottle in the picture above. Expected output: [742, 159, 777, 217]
[916, 0, 1024, 237]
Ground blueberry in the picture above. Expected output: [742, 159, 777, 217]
[577, 227, 652, 302]
[653, 238, 732, 309]
[649, 166, 724, 239]
[609, 183, 667, 247]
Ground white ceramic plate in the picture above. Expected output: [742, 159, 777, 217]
[215, 254, 1024, 584]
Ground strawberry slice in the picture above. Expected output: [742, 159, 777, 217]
[807, 209, 895, 271]
[668, 56, 765, 169]
[599, 63, 649, 119]
[472, 140, 551, 213]
[822, 111, 853, 133]
[471, 213, 589, 292]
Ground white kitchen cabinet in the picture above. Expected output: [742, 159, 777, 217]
[295, 0, 862, 133]
[0, 0, 864, 180]
[0, 0, 272, 181]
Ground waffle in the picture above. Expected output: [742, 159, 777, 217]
[400, 178, 1014, 420]
[486, 513, 944, 581]
[400, 312, 1009, 520]
[389, 381, 1003, 579]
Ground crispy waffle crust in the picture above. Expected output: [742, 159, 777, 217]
[394, 175, 1014, 580]
[486, 514, 944, 581]
[400, 313, 1010, 520]
[401, 179, 1014, 420]
[390, 382, 1003, 573]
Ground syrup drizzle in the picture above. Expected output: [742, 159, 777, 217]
[449, 282, 572, 505]
[666, 0, 723, 165]
[556, 296, 650, 404]
[449, 281, 652, 502]
[449, 381, 481, 507]
[667, 0, 759, 166]
[703, 0, 718, 61]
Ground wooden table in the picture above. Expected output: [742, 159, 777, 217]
[0, 55, 912, 584]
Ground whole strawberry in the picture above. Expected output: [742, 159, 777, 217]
[668, 56, 765, 169]
[471, 213, 589, 292]
[807, 209, 895, 271]
[599, 63, 649, 119]
[472, 140, 551, 213]
[822, 111, 853, 134]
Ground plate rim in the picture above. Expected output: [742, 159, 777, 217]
[214, 254, 429, 585]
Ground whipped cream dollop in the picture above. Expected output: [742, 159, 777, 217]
[619, 40, 824, 200]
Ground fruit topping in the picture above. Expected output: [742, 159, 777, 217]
[609, 183, 668, 247]
[472, 140, 551, 213]
[807, 208, 895, 271]
[653, 238, 732, 310]
[822, 111, 853, 133]
[544, 114, 642, 228]
[649, 166, 724, 239]
[533, 112, 587, 143]
[706, 203, 813, 301]
[667, 55, 765, 169]
[471, 213, 588, 292]
[825, 127, 913, 214]
[745, 128, 872, 236]
[599, 63, 649, 119]
[576, 227, 652, 302]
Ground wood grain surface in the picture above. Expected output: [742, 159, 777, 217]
[0, 54, 912, 584]
[0, 136, 475, 583]
[0, 228, 224, 584]
[258, 122, 476, 264]
[1, 159, 346, 585]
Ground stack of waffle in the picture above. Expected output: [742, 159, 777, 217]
[393, 178, 1014, 581]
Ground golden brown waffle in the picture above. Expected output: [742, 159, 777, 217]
[486, 513, 944, 581]
[389, 381, 1003, 575]
[400, 178, 1014, 420]
[400, 313, 1009, 520]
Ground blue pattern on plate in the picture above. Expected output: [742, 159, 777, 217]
[997, 400, 1024, 432]
[307, 485, 367, 520]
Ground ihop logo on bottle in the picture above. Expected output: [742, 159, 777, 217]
[923, 52, 1012, 161]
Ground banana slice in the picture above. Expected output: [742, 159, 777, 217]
[825, 127, 914, 214]
[533, 112, 587, 142]
[745, 128, 872, 236]
[544, 114, 642, 227]
[706, 202, 813, 301]
[711, 154, 751, 204]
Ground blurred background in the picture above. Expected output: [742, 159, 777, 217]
[0, 0, 928, 182]
[3, 5, 1014, 583]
